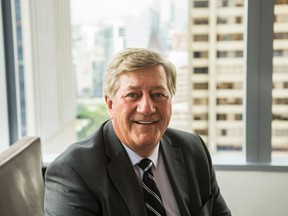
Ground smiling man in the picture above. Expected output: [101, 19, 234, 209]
[44, 48, 231, 216]
[105, 64, 172, 158]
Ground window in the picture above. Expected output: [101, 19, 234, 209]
[193, 34, 209, 41]
[217, 33, 243, 41]
[217, 50, 243, 58]
[217, 98, 242, 105]
[193, 113, 208, 120]
[1, 0, 287, 169]
[193, 98, 208, 105]
[193, 51, 209, 58]
[193, 18, 209, 25]
[217, 16, 243, 24]
[275, 0, 288, 5]
[193, 0, 209, 8]
[272, 1, 288, 163]
[274, 32, 288, 40]
[217, 0, 243, 7]
[194, 67, 209, 74]
[217, 82, 242, 89]
[193, 82, 208, 89]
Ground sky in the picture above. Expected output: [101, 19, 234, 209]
[70, 0, 156, 25]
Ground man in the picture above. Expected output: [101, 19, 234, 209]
[44, 48, 231, 216]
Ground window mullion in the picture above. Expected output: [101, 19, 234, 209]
[245, 0, 274, 163]
[1, 0, 19, 145]
[0, 2, 10, 150]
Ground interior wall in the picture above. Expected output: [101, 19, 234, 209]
[216, 170, 288, 216]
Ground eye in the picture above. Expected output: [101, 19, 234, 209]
[124, 92, 140, 101]
[153, 93, 164, 98]
[151, 93, 168, 101]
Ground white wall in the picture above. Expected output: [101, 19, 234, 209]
[216, 170, 288, 216]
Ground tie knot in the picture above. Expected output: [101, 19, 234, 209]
[138, 158, 153, 172]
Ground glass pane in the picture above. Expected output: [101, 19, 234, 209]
[71, 0, 188, 139]
[272, 0, 288, 164]
[15, 0, 27, 137]
[187, 0, 245, 163]
[71, 0, 245, 163]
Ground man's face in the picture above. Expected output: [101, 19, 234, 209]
[105, 65, 172, 157]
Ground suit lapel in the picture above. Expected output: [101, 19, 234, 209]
[104, 121, 146, 216]
[107, 153, 146, 216]
[103, 121, 192, 215]
[160, 137, 191, 216]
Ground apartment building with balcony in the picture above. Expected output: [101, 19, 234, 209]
[183, 0, 288, 153]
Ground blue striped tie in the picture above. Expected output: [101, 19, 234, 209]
[138, 158, 166, 216]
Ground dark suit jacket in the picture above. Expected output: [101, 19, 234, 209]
[44, 120, 231, 216]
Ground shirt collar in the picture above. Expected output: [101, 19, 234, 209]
[122, 143, 160, 168]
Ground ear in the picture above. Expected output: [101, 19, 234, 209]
[104, 95, 114, 118]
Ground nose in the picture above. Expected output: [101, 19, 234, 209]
[137, 94, 156, 115]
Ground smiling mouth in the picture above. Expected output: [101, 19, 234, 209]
[134, 120, 158, 125]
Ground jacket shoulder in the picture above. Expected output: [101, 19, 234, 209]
[163, 127, 211, 164]
[47, 121, 110, 170]
[164, 127, 204, 147]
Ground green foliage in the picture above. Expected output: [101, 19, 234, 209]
[76, 101, 109, 140]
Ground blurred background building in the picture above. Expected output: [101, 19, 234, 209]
[184, 0, 288, 155]
[71, 0, 288, 156]
[2, 0, 287, 159]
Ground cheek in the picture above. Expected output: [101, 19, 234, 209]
[113, 104, 133, 121]
[160, 103, 172, 116]
[164, 106, 173, 125]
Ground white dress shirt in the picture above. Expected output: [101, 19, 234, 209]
[122, 143, 180, 216]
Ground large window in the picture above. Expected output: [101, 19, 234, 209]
[272, 0, 288, 164]
[70, 0, 188, 141]
[189, 0, 245, 162]
[1, 0, 287, 168]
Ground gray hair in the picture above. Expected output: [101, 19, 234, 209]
[103, 48, 177, 98]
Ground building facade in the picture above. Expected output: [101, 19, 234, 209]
[180, 0, 288, 153]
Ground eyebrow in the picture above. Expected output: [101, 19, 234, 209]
[126, 85, 168, 91]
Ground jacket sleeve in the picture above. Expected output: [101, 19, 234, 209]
[197, 135, 232, 216]
[44, 160, 100, 216]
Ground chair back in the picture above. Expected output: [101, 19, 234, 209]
[0, 137, 44, 216]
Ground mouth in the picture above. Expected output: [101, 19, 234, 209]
[134, 120, 158, 125]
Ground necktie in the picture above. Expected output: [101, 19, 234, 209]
[138, 158, 166, 216]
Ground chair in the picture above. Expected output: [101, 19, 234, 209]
[0, 136, 44, 216]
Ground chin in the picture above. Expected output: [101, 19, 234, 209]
[137, 138, 159, 146]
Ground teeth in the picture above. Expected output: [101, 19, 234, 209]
[137, 121, 154, 124]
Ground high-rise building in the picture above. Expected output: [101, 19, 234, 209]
[72, 21, 126, 98]
[272, 0, 288, 153]
[175, 0, 288, 153]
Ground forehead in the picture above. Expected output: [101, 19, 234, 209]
[117, 65, 168, 89]
[121, 65, 166, 80]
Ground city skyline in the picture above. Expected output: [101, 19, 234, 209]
[71, 0, 287, 158]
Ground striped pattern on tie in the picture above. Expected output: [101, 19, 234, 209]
[138, 158, 166, 216]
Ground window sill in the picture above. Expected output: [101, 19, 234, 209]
[214, 163, 288, 172]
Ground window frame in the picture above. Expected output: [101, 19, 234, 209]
[1, 0, 288, 171]
[1, 0, 19, 147]
[0, 1, 10, 151]
[215, 0, 288, 172]
[244, 0, 273, 164]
